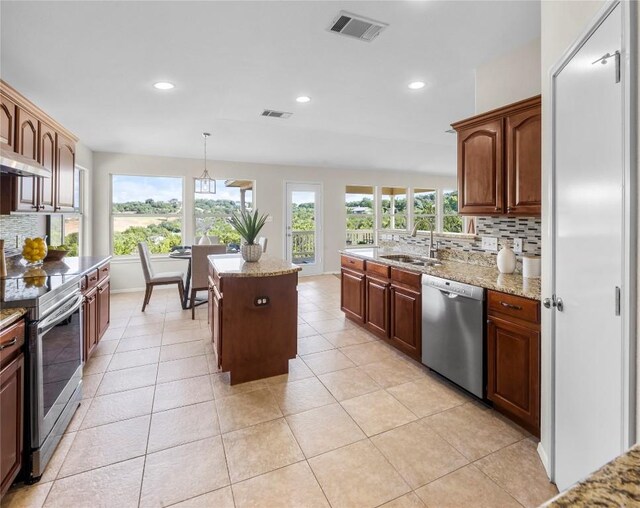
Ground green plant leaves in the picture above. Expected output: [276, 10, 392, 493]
[229, 209, 268, 245]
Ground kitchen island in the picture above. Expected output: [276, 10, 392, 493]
[208, 254, 301, 385]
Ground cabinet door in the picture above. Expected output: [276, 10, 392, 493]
[212, 286, 223, 369]
[16, 109, 39, 211]
[457, 119, 503, 215]
[506, 106, 541, 215]
[340, 269, 365, 322]
[83, 290, 98, 360]
[0, 94, 17, 151]
[365, 276, 389, 338]
[390, 285, 421, 360]
[38, 123, 56, 212]
[97, 278, 110, 340]
[0, 353, 24, 496]
[55, 134, 75, 212]
[487, 316, 540, 436]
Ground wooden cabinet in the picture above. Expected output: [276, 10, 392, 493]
[55, 134, 75, 212]
[16, 108, 40, 212]
[209, 280, 223, 370]
[97, 277, 110, 339]
[0, 319, 25, 496]
[452, 95, 541, 216]
[82, 262, 111, 361]
[389, 284, 421, 360]
[38, 123, 56, 212]
[341, 269, 365, 322]
[83, 287, 98, 360]
[486, 290, 540, 436]
[0, 94, 17, 151]
[365, 276, 390, 338]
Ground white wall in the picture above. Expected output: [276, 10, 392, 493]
[475, 37, 541, 113]
[91, 152, 455, 291]
[76, 142, 94, 256]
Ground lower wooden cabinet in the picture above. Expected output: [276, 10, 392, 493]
[83, 287, 98, 360]
[97, 277, 110, 339]
[340, 269, 365, 322]
[389, 284, 421, 360]
[209, 280, 223, 370]
[365, 276, 390, 338]
[487, 291, 540, 436]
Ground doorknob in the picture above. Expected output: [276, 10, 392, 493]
[543, 298, 553, 309]
[556, 297, 564, 312]
[543, 294, 564, 311]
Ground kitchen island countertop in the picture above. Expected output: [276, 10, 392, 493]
[208, 254, 301, 278]
[0, 307, 26, 329]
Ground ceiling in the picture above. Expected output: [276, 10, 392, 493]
[0, 1, 540, 174]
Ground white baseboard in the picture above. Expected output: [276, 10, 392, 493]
[537, 442, 552, 479]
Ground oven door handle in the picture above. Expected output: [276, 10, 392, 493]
[38, 293, 83, 334]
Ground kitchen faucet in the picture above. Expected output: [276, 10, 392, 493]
[410, 221, 439, 258]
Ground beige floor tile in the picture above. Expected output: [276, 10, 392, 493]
[380, 492, 426, 508]
[153, 374, 214, 412]
[115, 334, 162, 353]
[163, 318, 202, 331]
[309, 318, 352, 334]
[80, 386, 154, 429]
[415, 464, 521, 508]
[298, 323, 318, 338]
[81, 372, 103, 399]
[476, 438, 558, 507]
[318, 367, 380, 401]
[45, 457, 144, 508]
[211, 372, 266, 399]
[171, 486, 235, 507]
[107, 347, 160, 371]
[1, 481, 52, 508]
[360, 357, 426, 388]
[286, 403, 366, 457]
[83, 354, 112, 376]
[301, 349, 356, 375]
[159, 339, 206, 362]
[264, 357, 315, 385]
[140, 436, 230, 507]
[164, 309, 194, 322]
[300, 310, 337, 323]
[65, 400, 90, 433]
[107, 317, 129, 329]
[216, 388, 282, 433]
[122, 322, 163, 338]
[322, 329, 374, 348]
[371, 420, 469, 489]
[297, 334, 335, 355]
[232, 461, 330, 508]
[340, 341, 397, 365]
[128, 314, 165, 327]
[91, 339, 119, 357]
[269, 376, 336, 416]
[309, 440, 411, 508]
[222, 418, 304, 483]
[341, 390, 417, 436]
[148, 400, 220, 453]
[39, 432, 76, 483]
[387, 376, 469, 417]
[425, 403, 526, 461]
[96, 363, 158, 395]
[58, 415, 150, 477]
[162, 328, 208, 345]
[100, 326, 125, 341]
[156, 355, 209, 383]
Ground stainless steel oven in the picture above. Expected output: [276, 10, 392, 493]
[27, 285, 83, 481]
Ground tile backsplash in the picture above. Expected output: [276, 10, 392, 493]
[0, 214, 45, 250]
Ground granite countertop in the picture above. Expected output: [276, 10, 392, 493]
[208, 254, 301, 278]
[2, 255, 112, 280]
[542, 445, 640, 507]
[341, 248, 541, 301]
[0, 307, 26, 329]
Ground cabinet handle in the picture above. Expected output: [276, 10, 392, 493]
[500, 301, 522, 310]
[0, 337, 18, 350]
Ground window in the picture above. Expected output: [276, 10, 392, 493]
[47, 169, 83, 256]
[413, 188, 437, 232]
[345, 185, 375, 246]
[111, 175, 183, 256]
[442, 189, 463, 233]
[381, 187, 407, 230]
[194, 179, 253, 249]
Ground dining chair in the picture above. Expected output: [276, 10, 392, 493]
[190, 244, 227, 318]
[138, 241, 185, 312]
[258, 236, 268, 253]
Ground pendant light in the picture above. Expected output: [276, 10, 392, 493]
[194, 132, 216, 194]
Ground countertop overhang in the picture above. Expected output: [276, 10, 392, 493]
[208, 254, 301, 278]
[340, 248, 540, 301]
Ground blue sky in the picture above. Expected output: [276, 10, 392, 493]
[112, 175, 245, 203]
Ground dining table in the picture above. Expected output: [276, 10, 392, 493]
[169, 249, 193, 309]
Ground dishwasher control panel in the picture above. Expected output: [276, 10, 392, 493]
[421, 275, 485, 301]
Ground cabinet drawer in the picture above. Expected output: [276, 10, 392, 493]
[488, 291, 539, 324]
[366, 261, 390, 279]
[98, 263, 110, 281]
[0, 320, 25, 367]
[390, 267, 421, 289]
[341, 255, 364, 272]
[85, 269, 99, 290]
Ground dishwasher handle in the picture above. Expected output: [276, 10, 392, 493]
[439, 289, 459, 299]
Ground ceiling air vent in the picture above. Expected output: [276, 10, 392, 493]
[328, 11, 388, 42]
[261, 109, 292, 119]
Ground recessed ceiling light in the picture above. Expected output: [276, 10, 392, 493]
[296, 96, 311, 103]
[153, 82, 175, 90]
[408, 81, 426, 90]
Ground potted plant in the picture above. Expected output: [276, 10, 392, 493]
[229, 209, 268, 262]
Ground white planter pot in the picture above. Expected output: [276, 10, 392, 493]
[497, 244, 517, 274]
[241, 243, 262, 262]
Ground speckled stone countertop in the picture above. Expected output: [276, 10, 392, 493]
[0, 308, 26, 329]
[3, 255, 112, 279]
[542, 445, 640, 507]
[341, 248, 541, 301]
[209, 254, 301, 278]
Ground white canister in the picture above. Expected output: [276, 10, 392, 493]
[522, 255, 541, 279]
[497, 242, 517, 274]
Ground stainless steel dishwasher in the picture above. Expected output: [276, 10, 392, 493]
[421, 274, 485, 398]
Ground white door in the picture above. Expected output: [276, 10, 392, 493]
[285, 183, 323, 276]
[553, 4, 626, 490]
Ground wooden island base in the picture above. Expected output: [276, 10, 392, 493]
[208, 255, 300, 385]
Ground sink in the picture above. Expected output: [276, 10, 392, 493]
[379, 254, 442, 268]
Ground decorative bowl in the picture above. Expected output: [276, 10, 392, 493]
[45, 249, 69, 261]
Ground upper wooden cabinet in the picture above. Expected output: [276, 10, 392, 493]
[0, 80, 78, 215]
[452, 95, 541, 217]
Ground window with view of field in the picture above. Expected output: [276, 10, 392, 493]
[381, 187, 407, 230]
[111, 175, 184, 256]
[48, 169, 83, 256]
[194, 179, 253, 248]
[345, 185, 375, 247]
[413, 188, 437, 232]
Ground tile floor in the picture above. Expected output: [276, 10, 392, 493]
[2, 275, 558, 508]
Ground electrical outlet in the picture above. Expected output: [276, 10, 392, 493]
[513, 238, 523, 254]
[481, 236, 498, 251]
